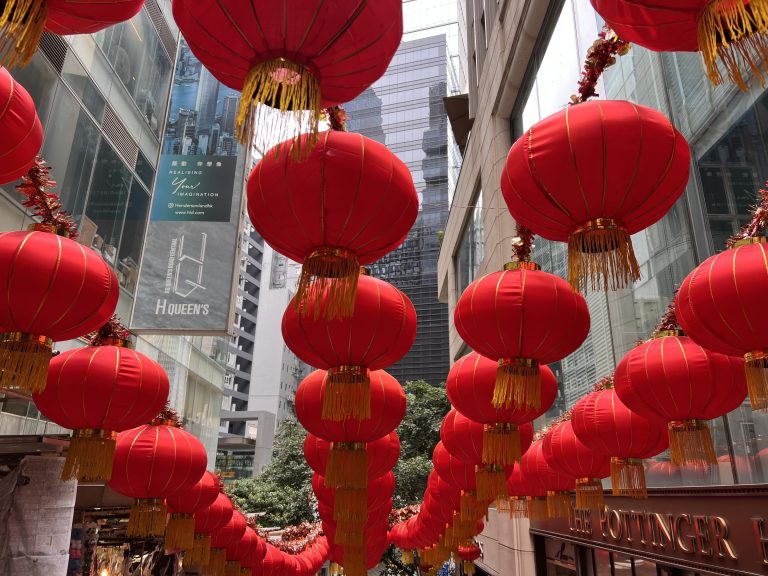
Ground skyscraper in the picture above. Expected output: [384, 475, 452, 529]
[195, 65, 220, 138]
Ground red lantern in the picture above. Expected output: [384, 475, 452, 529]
[166, 471, 221, 552]
[229, 528, 260, 576]
[501, 100, 690, 291]
[33, 343, 168, 482]
[447, 352, 557, 464]
[312, 471, 395, 524]
[284, 274, 415, 420]
[676, 240, 768, 410]
[211, 511, 247, 576]
[432, 442, 488, 522]
[457, 542, 481, 575]
[542, 419, 611, 510]
[614, 332, 746, 466]
[505, 464, 535, 519]
[0, 230, 119, 394]
[0, 69, 42, 183]
[454, 264, 589, 411]
[571, 386, 668, 499]
[173, 0, 402, 148]
[190, 493, 235, 568]
[108, 423, 208, 538]
[520, 440, 575, 519]
[590, 0, 768, 90]
[249, 130, 418, 320]
[254, 544, 285, 576]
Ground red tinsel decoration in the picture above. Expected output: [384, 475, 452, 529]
[18, 157, 79, 239]
[728, 182, 768, 247]
[653, 299, 679, 336]
[511, 223, 534, 263]
[151, 403, 184, 428]
[88, 314, 132, 346]
[323, 106, 348, 132]
[388, 504, 421, 528]
[570, 27, 631, 104]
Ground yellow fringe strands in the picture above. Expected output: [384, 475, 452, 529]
[165, 513, 195, 552]
[482, 423, 521, 466]
[296, 248, 361, 322]
[509, 497, 529, 519]
[0, 0, 49, 69]
[322, 366, 371, 421]
[611, 457, 647, 499]
[188, 534, 211, 567]
[329, 562, 343, 576]
[401, 549, 414, 564]
[0, 332, 53, 394]
[126, 498, 167, 538]
[668, 419, 717, 467]
[241, 570, 253, 576]
[568, 219, 640, 292]
[333, 487, 367, 524]
[698, 0, 768, 90]
[463, 560, 476, 575]
[575, 478, 605, 510]
[207, 548, 227, 576]
[460, 491, 488, 522]
[546, 491, 572, 519]
[236, 58, 322, 151]
[61, 429, 117, 482]
[494, 358, 540, 410]
[745, 351, 768, 411]
[494, 496, 510, 514]
[475, 466, 509, 502]
[343, 546, 366, 576]
[225, 561, 241, 576]
[326, 443, 368, 489]
[527, 497, 549, 521]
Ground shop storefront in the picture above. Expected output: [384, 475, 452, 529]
[530, 488, 768, 576]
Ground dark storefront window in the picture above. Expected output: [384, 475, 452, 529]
[455, 186, 483, 295]
[545, 539, 577, 576]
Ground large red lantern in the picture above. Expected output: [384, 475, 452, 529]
[501, 100, 690, 291]
[614, 330, 746, 467]
[454, 264, 589, 411]
[108, 422, 208, 538]
[33, 342, 168, 482]
[505, 464, 535, 519]
[571, 385, 668, 499]
[255, 544, 285, 576]
[0, 229, 119, 394]
[542, 419, 611, 510]
[0, 69, 42, 183]
[249, 131, 418, 320]
[166, 471, 221, 552]
[229, 528, 260, 576]
[447, 352, 557, 465]
[590, 1, 768, 90]
[520, 440, 575, 519]
[190, 493, 235, 568]
[312, 471, 395, 523]
[676, 240, 768, 410]
[211, 511, 247, 576]
[284, 274, 415, 420]
[432, 442, 488, 522]
[173, 0, 402, 148]
[457, 542, 481, 576]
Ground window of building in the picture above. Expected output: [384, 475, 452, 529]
[455, 185, 484, 295]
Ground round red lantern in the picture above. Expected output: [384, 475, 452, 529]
[0, 229, 119, 394]
[166, 471, 221, 552]
[457, 542, 481, 575]
[0, 69, 42, 183]
[454, 264, 589, 411]
[210, 511, 247, 576]
[284, 274, 415, 420]
[312, 471, 395, 522]
[34, 342, 168, 482]
[229, 528, 260, 576]
[108, 422, 208, 538]
[254, 543, 285, 576]
[505, 464, 535, 519]
[571, 385, 668, 499]
[501, 100, 690, 292]
[189, 493, 235, 568]
[447, 352, 557, 465]
[432, 442, 488, 522]
[520, 440, 575, 519]
[542, 419, 611, 510]
[676, 240, 768, 410]
[590, 0, 768, 90]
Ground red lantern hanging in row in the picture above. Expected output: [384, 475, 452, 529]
[432, 442, 489, 522]
[0, 68, 42, 184]
[501, 100, 690, 292]
[505, 464, 536, 519]
[166, 471, 221, 552]
[189, 492, 234, 568]
[520, 440, 575, 519]
[210, 510, 247, 576]
[457, 541, 481, 575]
[228, 528, 261, 576]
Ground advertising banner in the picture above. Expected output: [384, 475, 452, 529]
[131, 38, 246, 334]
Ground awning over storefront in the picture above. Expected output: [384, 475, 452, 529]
[443, 93, 473, 154]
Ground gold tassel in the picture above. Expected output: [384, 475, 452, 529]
[322, 367, 370, 421]
[611, 457, 647, 499]
[527, 497, 548, 521]
[460, 491, 488, 522]
[295, 248, 361, 322]
[225, 561, 240, 576]
[165, 513, 195, 551]
[494, 496, 510, 514]
[568, 219, 640, 292]
[745, 352, 768, 411]
[61, 429, 116, 482]
[546, 491, 572, 519]
[494, 359, 540, 410]
[329, 562, 343, 576]
[668, 420, 717, 467]
[126, 498, 167, 538]
[464, 560, 476, 575]
[207, 548, 227, 576]
[236, 58, 322, 151]
[188, 534, 211, 567]
[333, 519, 365, 546]
[343, 546, 366, 576]
[509, 497, 529, 519]
[241, 570, 252, 576]
[401, 549, 414, 564]
[0, 0, 49, 69]
[0, 332, 53, 394]
[575, 478, 604, 510]
[482, 424, 521, 466]
[475, 467, 509, 502]
[326, 443, 368, 489]
[698, 0, 768, 90]
[333, 488, 367, 543]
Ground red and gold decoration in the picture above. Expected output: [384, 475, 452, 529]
[228, 528, 260, 576]
[250, 131, 418, 320]
[0, 72, 42, 184]
[211, 511, 247, 576]
[520, 440, 575, 519]
[457, 541, 481, 575]
[166, 471, 221, 552]
[190, 493, 235, 568]
[173, 0, 402, 148]
[432, 442, 488, 522]
[505, 464, 535, 519]
[32, 316, 168, 482]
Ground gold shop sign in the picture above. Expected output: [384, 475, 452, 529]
[529, 488, 768, 575]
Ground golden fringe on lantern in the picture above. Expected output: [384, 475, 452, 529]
[745, 352, 768, 411]
[509, 497, 529, 519]
[236, 58, 321, 150]
[61, 429, 117, 482]
[241, 569, 253, 576]
[668, 420, 716, 467]
[611, 458, 647, 499]
[333, 520, 365, 546]
[208, 548, 227, 576]
[296, 248, 360, 322]
[546, 491, 572, 519]
[333, 487, 367, 544]
[494, 359, 540, 410]
[527, 497, 548, 521]
[329, 562, 343, 576]
[326, 443, 368, 489]
[568, 219, 640, 292]
[225, 561, 240, 576]
[126, 499, 167, 538]
[343, 546, 366, 576]
[401, 549, 414, 564]
[482, 424, 521, 466]
[188, 534, 211, 566]
[322, 366, 370, 421]
[460, 491, 488, 522]
[0, 0, 49, 69]
[475, 467, 509, 502]
[463, 560, 477, 575]
[0, 332, 53, 394]
[494, 496, 510, 514]
[698, 0, 768, 90]
[165, 513, 195, 551]
[575, 478, 604, 510]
